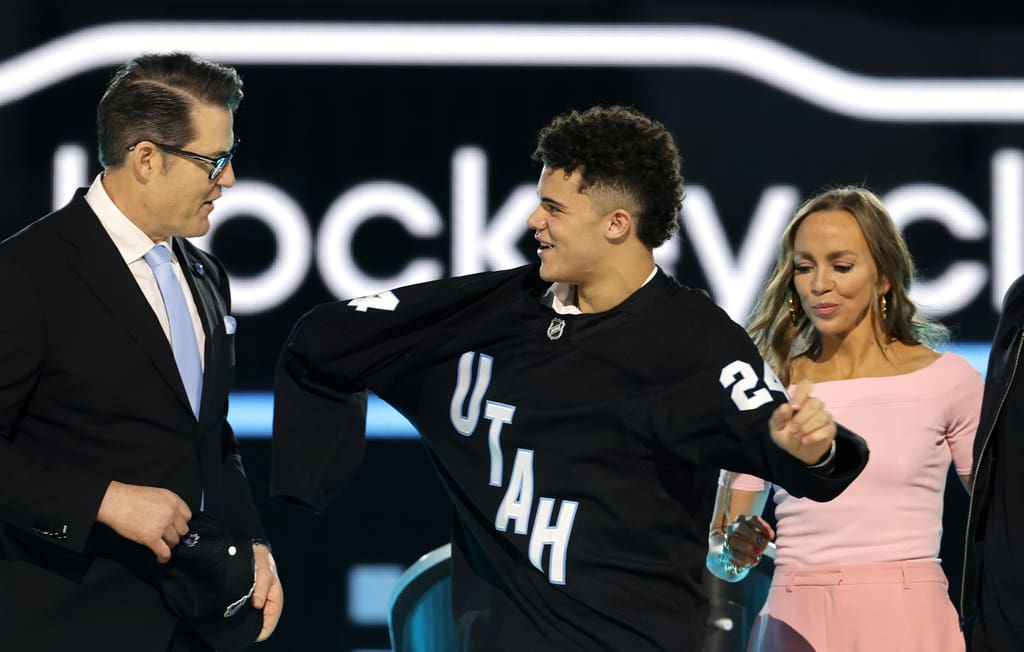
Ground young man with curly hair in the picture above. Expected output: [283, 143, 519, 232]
[272, 105, 867, 651]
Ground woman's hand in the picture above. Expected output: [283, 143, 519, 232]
[722, 514, 775, 568]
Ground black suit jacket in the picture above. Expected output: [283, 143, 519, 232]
[0, 191, 264, 650]
[960, 275, 1024, 634]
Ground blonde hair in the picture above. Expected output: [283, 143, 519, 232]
[747, 186, 948, 384]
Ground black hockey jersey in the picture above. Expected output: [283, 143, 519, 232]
[272, 264, 867, 651]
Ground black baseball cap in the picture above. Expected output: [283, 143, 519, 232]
[159, 512, 263, 650]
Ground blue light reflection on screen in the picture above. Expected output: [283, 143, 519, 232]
[230, 393, 417, 439]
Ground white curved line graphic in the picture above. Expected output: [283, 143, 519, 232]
[0, 22, 1022, 122]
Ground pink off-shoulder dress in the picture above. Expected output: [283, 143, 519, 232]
[722, 352, 983, 652]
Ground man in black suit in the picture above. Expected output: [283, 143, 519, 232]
[962, 275, 1024, 651]
[0, 52, 282, 650]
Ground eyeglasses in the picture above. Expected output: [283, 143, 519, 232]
[128, 139, 239, 180]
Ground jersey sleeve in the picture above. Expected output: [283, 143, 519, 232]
[634, 296, 867, 502]
[271, 266, 532, 511]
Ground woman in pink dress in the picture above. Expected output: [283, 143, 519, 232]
[706, 186, 983, 651]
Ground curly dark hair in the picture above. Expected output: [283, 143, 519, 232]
[532, 105, 683, 248]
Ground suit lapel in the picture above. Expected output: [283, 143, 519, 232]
[173, 239, 222, 424]
[59, 195, 194, 417]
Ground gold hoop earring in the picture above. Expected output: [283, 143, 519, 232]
[788, 295, 801, 326]
[880, 295, 888, 323]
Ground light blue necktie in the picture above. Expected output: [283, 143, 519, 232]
[144, 245, 203, 419]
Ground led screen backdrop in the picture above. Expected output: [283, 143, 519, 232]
[1, 2, 1021, 649]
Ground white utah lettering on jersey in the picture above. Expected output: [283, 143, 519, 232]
[719, 360, 773, 411]
[528, 497, 579, 585]
[448, 355, 579, 585]
[495, 448, 534, 535]
[347, 290, 400, 312]
[484, 401, 515, 487]
[450, 352, 493, 435]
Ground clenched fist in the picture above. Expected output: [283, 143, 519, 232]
[769, 380, 836, 466]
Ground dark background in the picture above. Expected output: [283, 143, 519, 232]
[1, 1, 1022, 649]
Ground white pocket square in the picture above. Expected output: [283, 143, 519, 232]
[223, 315, 237, 335]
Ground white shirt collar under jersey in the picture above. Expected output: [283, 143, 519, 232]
[84, 173, 174, 261]
[543, 266, 659, 315]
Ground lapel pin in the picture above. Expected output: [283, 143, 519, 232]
[191, 261, 205, 277]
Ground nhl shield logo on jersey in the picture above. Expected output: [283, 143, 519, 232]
[546, 317, 565, 341]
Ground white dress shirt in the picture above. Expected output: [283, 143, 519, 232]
[84, 174, 206, 368]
